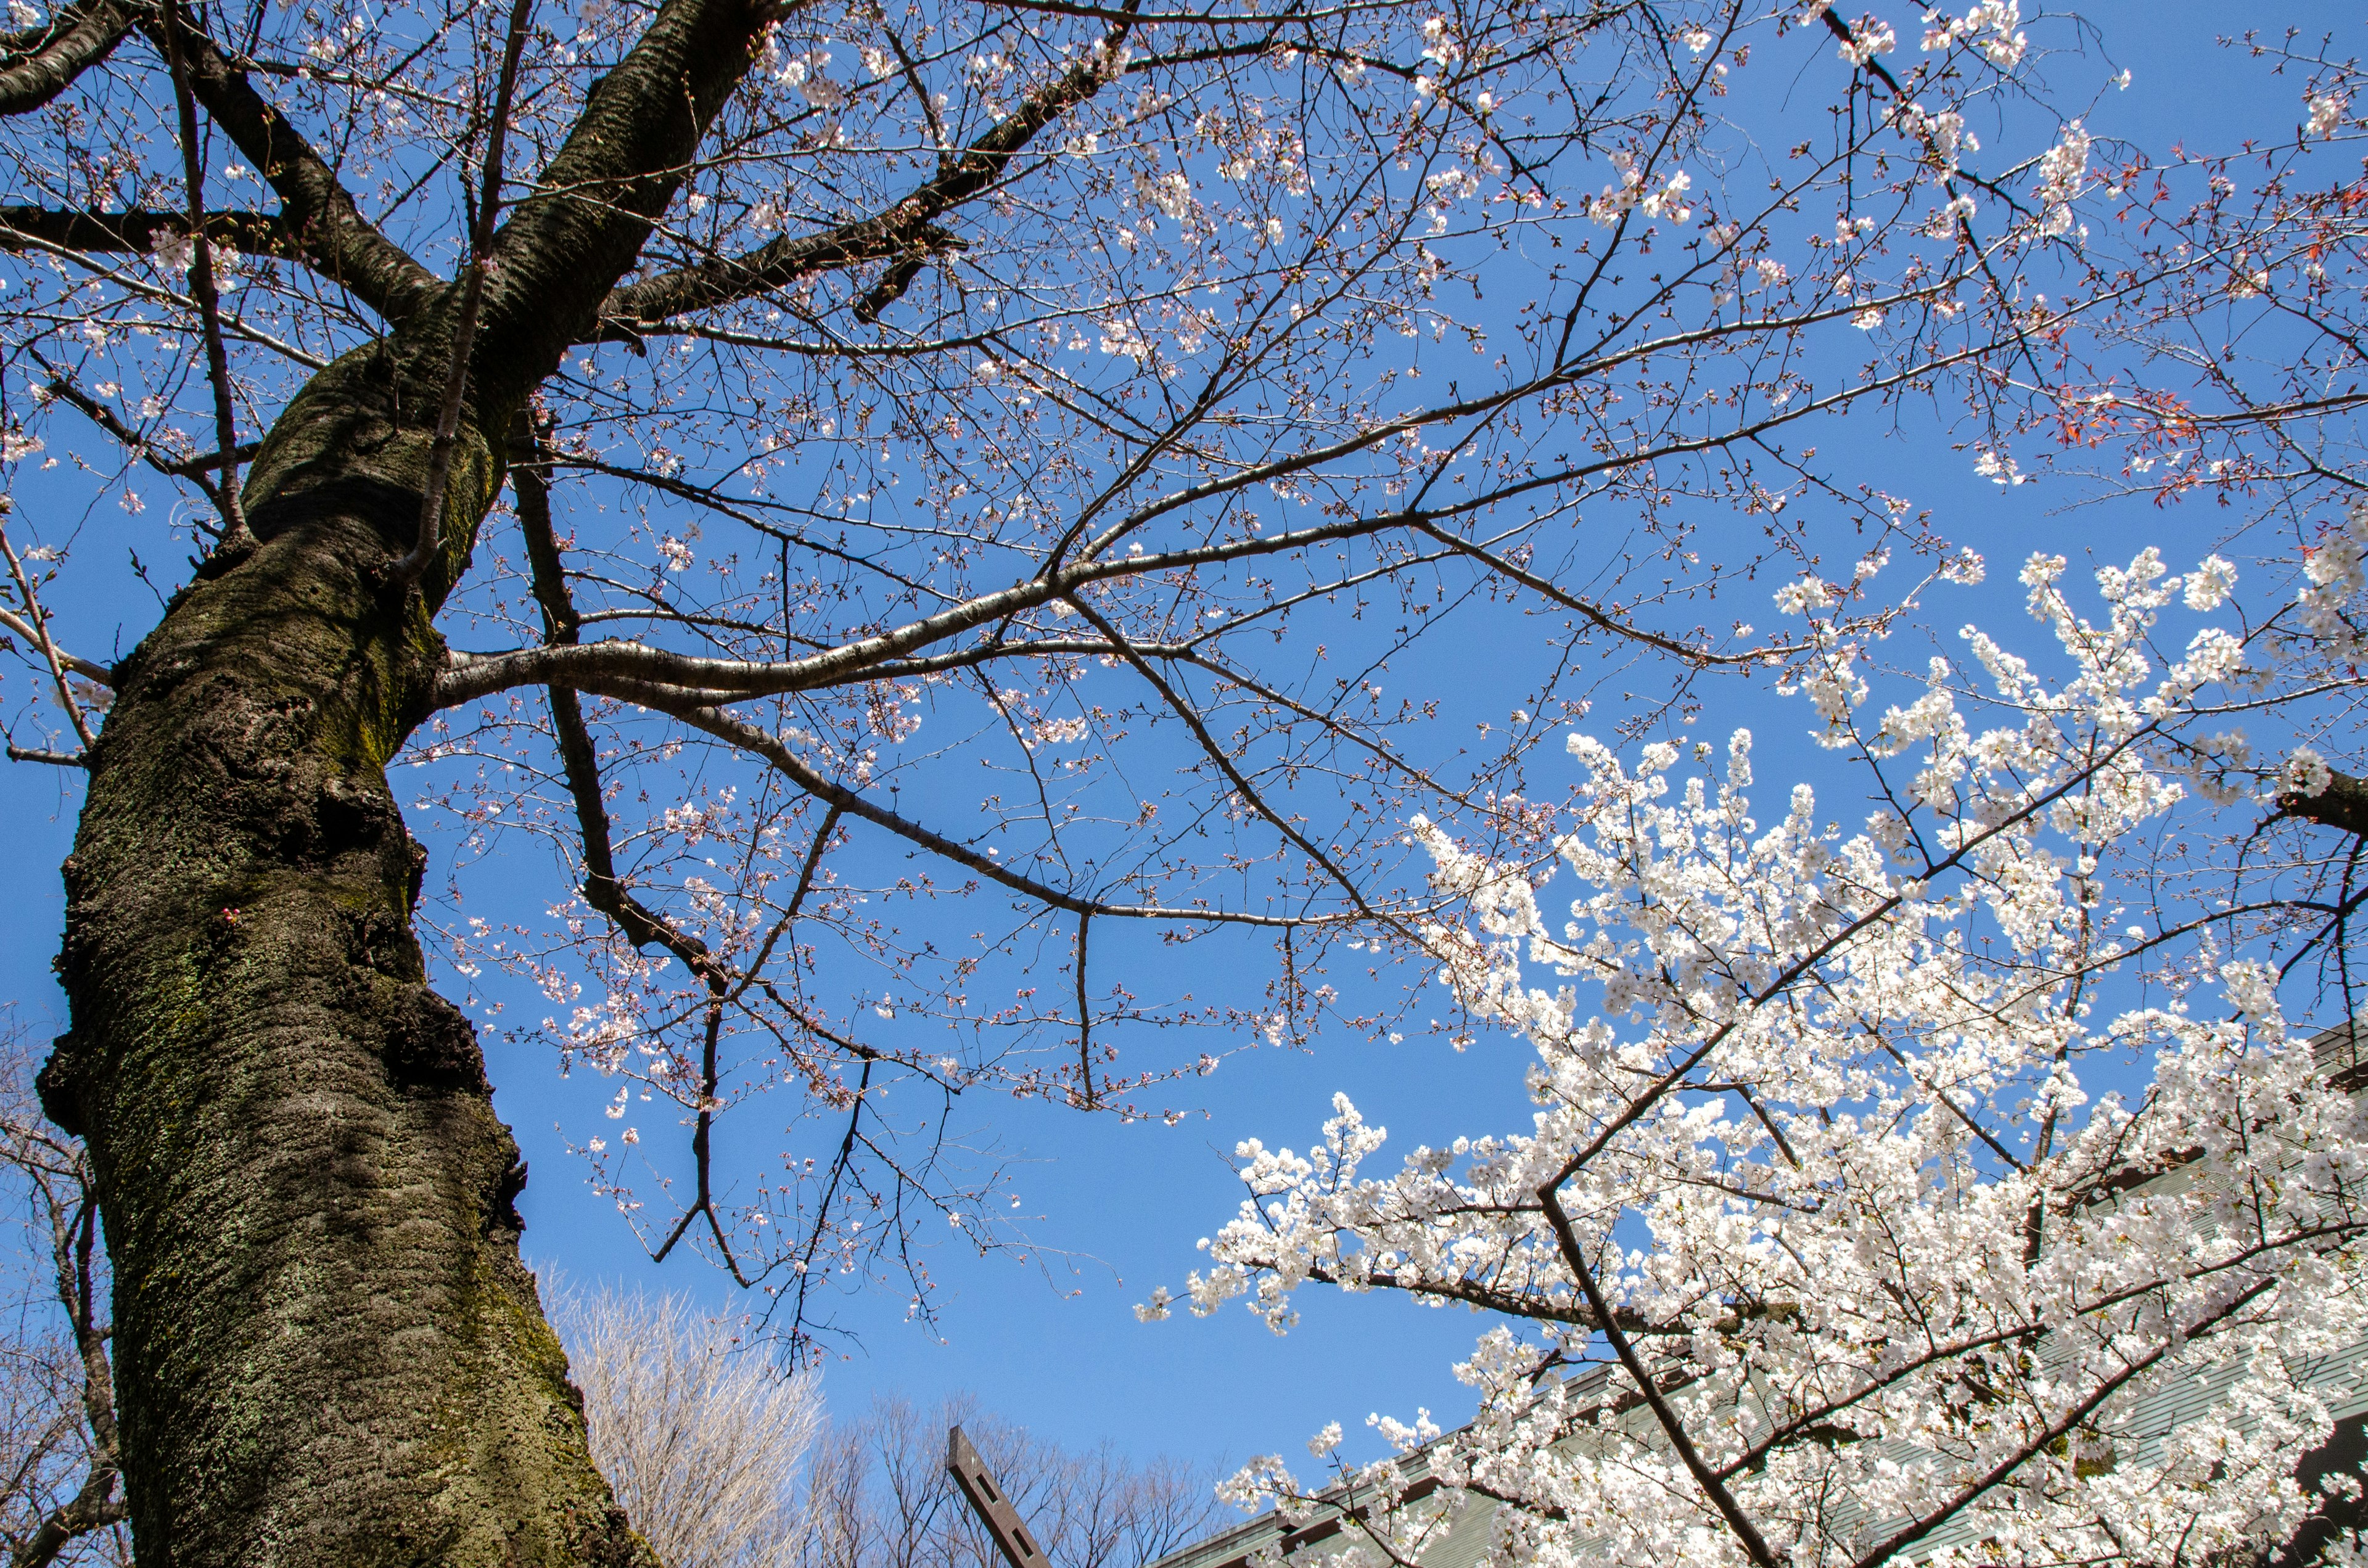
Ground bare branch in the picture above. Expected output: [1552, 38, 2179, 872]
[159, 0, 249, 545]
[606, 677, 1323, 930]
[0, 204, 290, 255]
[434, 509, 1438, 708]
[147, 2, 440, 321]
[0, 604, 107, 684]
[392, 0, 532, 586]
[0, 504, 97, 751]
[593, 6, 1136, 334]
[0, 0, 134, 116]
[28, 349, 228, 515]
[4, 745, 86, 768]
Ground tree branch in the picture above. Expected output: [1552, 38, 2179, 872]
[0, 604, 111, 685]
[159, 0, 249, 545]
[390, 0, 530, 585]
[0, 0, 134, 116]
[0, 505, 97, 751]
[5, 745, 88, 768]
[592, 6, 1134, 334]
[144, 3, 440, 321]
[2282, 769, 2368, 837]
[1539, 1186, 1784, 1568]
[27, 346, 231, 515]
[433, 508, 1432, 710]
[468, 0, 787, 406]
[594, 676, 1318, 930]
[0, 205, 290, 255]
[7, 1158, 122, 1568]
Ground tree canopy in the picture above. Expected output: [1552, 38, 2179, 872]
[0, 0, 2363, 1553]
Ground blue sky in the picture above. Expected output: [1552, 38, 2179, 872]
[0, 0, 2361, 1501]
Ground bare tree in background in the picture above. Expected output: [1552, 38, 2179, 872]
[800, 1395, 1221, 1568]
[547, 1278, 1215, 1568]
[549, 1277, 825, 1568]
[0, 1021, 120, 1568]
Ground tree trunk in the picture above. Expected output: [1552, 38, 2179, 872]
[38, 330, 655, 1564]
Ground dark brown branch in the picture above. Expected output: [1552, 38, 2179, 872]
[159, 0, 248, 544]
[6, 1475, 125, 1568]
[1407, 518, 1780, 667]
[28, 350, 226, 514]
[517, 451, 714, 967]
[1540, 1186, 1785, 1568]
[851, 249, 937, 326]
[145, 4, 440, 321]
[2282, 769, 2368, 837]
[158, 439, 258, 477]
[1841, 1322, 2185, 1568]
[593, 7, 1133, 333]
[0, 0, 134, 116]
[0, 507, 95, 752]
[8, 1165, 123, 1568]
[392, 0, 530, 585]
[519, 449, 752, 1283]
[1073, 911, 1093, 1109]
[468, 0, 787, 406]
[1067, 592, 1391, 926]
[0, 205, 289, 255]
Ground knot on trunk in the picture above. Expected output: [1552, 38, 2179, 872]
[380, 985, 491, 1096]
[36, 1031, 88, 1136]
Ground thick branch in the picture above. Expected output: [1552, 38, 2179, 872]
[434, 509, 1423, 709]
[10, 1176, 122, 1568]
[8, 1466, 123, 1568]
[0, 205, 288, 255]
[146, 6, 439, 321]
[160, 0, 249, 544]
[1540, 1187, 1783, 1568]
[0, 0, 134, 115]
[593, 12, 1132, 333]
[2283, 769, 2368, 837]
[469, 0, 785, 406]
[390, 0, 530, 585]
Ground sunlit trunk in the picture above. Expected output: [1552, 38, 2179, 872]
[39, 335, 652, 1566]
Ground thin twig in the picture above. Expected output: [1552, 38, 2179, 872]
[393, 0, 532, 585]
[0, 504, 96, 751]
[157, 0, 248, 547]
[1074, 910, 1093, 1109]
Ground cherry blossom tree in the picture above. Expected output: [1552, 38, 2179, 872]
[0, 0, 2359, 1551]
[1151, 531, 2368, 1568]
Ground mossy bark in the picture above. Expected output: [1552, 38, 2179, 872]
[38, 326, 653, 1565]
[29, 0, 776, 1550]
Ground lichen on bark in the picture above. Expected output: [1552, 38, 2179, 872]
[41, 335, 651, 1568]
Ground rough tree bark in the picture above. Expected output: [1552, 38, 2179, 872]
[27, 0, 786, 1555]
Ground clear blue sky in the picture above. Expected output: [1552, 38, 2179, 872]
[0, 0, 2357, 1494]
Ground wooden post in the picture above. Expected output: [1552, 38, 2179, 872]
[949, 1425, 1053, 1568]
